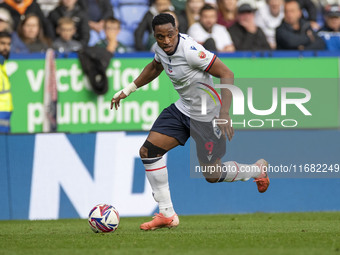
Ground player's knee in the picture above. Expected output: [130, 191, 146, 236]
[139, 146, 148, 159]
[139, 140, 168, 158]
[204, 176, 219, 183]
[203, 170, 220, 183]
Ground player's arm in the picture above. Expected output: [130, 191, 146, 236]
[207, 57, 235, 141]
[110, 59, 164, 110]
[134, 59, 164, 87]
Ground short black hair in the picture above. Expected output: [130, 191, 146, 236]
[199, 4, 216, 16]
[284, 0, 302, 9]
[152, 13, 175, 31]
[0, 31, 11, 39]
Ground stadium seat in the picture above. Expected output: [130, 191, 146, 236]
[117, 0, 149, 5]
[118, 28, 135, 48]
[111, 0, 148, 21]
[116, 4, 149, 48]
[110, 0, 119, 7]
[119, 4, 149, 29]
[88, 30, 106, 47]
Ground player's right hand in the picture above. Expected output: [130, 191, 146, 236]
[218, 112, 234, 141]
[110, 90, 127, 110]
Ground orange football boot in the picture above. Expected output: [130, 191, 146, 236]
[254, 159, 270, 193]
[140, 213, 179, 230]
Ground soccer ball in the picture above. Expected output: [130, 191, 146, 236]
[88, 204, 120, 233]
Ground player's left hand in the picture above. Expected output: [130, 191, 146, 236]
[218, 112, 234, 141]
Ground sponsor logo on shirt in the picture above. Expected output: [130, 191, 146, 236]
[190, 45, 197, 50]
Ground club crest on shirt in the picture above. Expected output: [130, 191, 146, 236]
[198, 51, 206, 59]
[168, 64, 173, 73]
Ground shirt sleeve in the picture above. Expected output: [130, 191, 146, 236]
[154, 52, 161, 64]
[185, 43, 217, 72]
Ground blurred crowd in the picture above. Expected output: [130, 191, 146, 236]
[0, 0, 339, 54]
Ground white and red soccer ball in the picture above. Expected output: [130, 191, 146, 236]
[88, 204, 120, 233]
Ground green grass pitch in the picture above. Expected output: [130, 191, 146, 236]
[1, 212, 339, 255]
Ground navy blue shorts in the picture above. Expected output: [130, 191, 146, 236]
[150, 104, 226, 163]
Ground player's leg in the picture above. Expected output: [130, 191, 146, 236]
[200, 158, 269, 193]
[214, 159, 269, 193]
[140, 130, 179, 214]
[140, 104, 190, 230]
[191, 119, 270, 192]
[139, 131, 180, 230]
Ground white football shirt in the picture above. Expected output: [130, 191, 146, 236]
[154, 33, 221, 122]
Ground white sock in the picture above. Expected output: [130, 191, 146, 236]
[219, 161, 262, 182]
[142, 156, 175, 217]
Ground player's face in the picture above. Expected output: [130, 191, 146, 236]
[284, 1, 302, 25]
[0, 37, 11, 59]
[154, 23, 179, 54]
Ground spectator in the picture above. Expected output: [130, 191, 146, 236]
[217, 0, 237, 28]
[319, 0, 340, 6]
[165, 8, 186, 33]
[255, 0, 284, 49]
[171, 0, 186, 11]
[48, 0, 89, 46]
[17, 13, 50, 52]
[188, 4, 234, 52]
[318, 5, 340, 50]
[36, 0, 59, 17]
[96, 17, 127, 54]
[206, 0, 217, 7]
[53, 17, 82, 53]
[176, 0, 204, 32]
[0, 0, 54, 39]
[296, 0, 319, 29]
[228, 2, 271, 50]
[164, 9, 181, 30]
[0, 7, 28, 53]
[77, 0, 113, 46]
[134, 0, 174, 51]
[0, 31, 12, 133]
[0, 7, 12, 30]
[276, 0, 325, 49]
